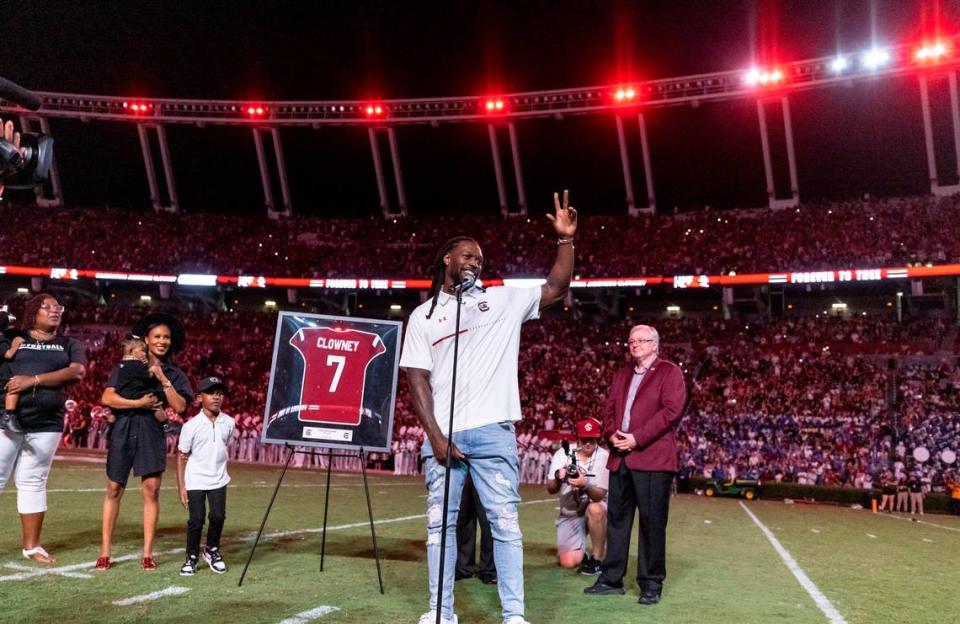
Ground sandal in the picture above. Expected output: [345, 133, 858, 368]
[94, 556, 112, 570]
[21, 546, 56, 564]
[141, 556, 157, 571]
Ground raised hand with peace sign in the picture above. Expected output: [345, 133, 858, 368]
[540, 188, 579, 309]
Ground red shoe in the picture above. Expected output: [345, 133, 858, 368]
[94, 556, 112, 570]
[141, 556, 157, 571]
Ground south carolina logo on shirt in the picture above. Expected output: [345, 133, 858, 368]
[478, 301, 490, 312]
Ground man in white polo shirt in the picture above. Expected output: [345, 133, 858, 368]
[401, 191, 578, 624]
[176, 376, 235, 576]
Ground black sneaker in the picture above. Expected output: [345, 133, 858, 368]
[578, 557, 601, 575]
[203, 546, 227, 574]
[583, 579, 625, 595]
[179, 556, 198, 576]
[639, 588, 662, 605]
[639, 581, 663, 605]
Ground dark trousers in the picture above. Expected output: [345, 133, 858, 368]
[187, 486, 227, 557]
[599, 465, 673, 589]
[456, 475, 496, 579]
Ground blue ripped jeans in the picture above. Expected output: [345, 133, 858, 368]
[422, 421, 523, 622]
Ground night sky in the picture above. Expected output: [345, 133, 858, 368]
[2, 0, 957, 217]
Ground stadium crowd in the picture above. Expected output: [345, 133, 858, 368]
[9, 296, 954, 495]
[3, 194, 959, 278]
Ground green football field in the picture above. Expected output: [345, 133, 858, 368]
[1, 452, 957, 624]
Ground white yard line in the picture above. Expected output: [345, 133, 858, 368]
[53, 455, 106, 464]
[258, 514, 427, 541]
[0, 497, 555, 583]
[876, 512, 960, 533]
[0, 550, 156, 582]
[276, 606, 340, 623]
[257, 497, 555, 541]
[4, 562, 92, 579]
[1, 483, 336, 495]
[112, 586, 191, 606]
[739, 502, 846, 624]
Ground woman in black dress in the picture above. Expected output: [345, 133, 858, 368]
[97, 313, 193, 570]
[0, 294, 86, 563]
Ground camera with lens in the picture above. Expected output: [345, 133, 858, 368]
[0, 76, 53, 190]
[559, 439, 592, 483]
[0, 132, 53, 189]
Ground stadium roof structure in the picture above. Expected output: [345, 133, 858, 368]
[3, 35, 960, 218]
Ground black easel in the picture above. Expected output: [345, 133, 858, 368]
[238, 443, 385, 594]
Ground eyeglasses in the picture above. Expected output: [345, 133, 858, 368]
[628, 339, 656, 346]
[40, 304, 65, 313]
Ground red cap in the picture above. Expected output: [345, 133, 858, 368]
[576, 417, 602, 439]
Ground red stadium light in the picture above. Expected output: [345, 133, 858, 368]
[122, 101, 153, 114]
[365, 103, 385, 117]
[915, 41, 950, 62]
[743, 67, 784, 87]
[484, 98, 505, 113]
[245, 104, 268, 118]
[613, 86, 638, 102]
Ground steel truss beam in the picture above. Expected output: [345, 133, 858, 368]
[3, 37, 957, 127]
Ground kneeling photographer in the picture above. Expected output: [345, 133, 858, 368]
[546, 417, 609, 575]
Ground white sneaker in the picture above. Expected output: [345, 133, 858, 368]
[503, 617, 531, 624]
[202, 546, 227, 574]
[418, 611, 458, 624]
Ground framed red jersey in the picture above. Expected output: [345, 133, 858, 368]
[262, 312, 402, 452]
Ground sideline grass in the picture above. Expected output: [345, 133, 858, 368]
[2, 454, 959, 624]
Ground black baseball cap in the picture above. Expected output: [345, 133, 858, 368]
[197, 377, 228, 394]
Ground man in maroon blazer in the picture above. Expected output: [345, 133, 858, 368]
[584, 324, 686, 605]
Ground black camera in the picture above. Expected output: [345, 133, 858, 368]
[0, 132, 53, 189]
[560, 440, 581, 481]
[0, 75, 53, 190]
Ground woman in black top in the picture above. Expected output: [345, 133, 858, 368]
[97, 313, 193, 571]
[0, 294, 87, 563]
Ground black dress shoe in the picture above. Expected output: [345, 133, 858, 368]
[479, 574, 497, 585]
[638, 588, 662, 605]
[584, 579, 625, 595]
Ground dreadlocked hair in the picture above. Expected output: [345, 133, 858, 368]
[425, 236, 478, 319]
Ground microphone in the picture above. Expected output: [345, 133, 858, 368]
[0, 76, 42, 111]
[456, 270, 477, 291]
